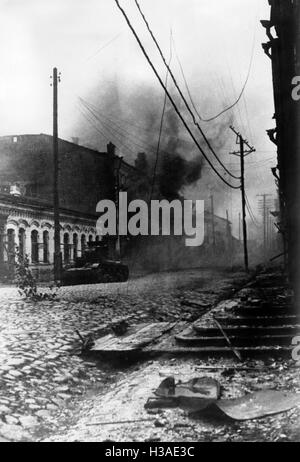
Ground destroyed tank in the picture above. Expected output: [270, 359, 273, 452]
[61, 242, 129, 286]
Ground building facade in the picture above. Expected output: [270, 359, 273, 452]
[0, 133, 239, 280]
[0, 134, 137, 280]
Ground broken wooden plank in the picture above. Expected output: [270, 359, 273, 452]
[87, 418, 155, 426]
[90, 322, 176, 353]
[212, 317, 242, 361]
[180, 299, 211, 309]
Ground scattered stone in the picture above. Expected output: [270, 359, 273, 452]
[46, 354, 60, 360]
[5, 415, 19, 425]
[22, 368, 32, 375]
[0, 406, 11, 415]
[57, 393, 72, 402]
[46, 404, 59, 411]
[154, 419, 166, 428]
[19, 416, 39, 428]
[0, 399, 10, 406]
[146, 409, 163, 416]
[0, 366, 11, 372]
[56, 386, 69, 393]
[7, 359, 26, 367]
[8, 370, 23, 378]
[0, 423, 30, 441]
[53, 376, 68, 384]
[35, 410, 51, 419]
[59, 346, 72, 352]
[145, 435, 161, 442]
[50, 398, 65, 407]
[28, 405, 41, 411]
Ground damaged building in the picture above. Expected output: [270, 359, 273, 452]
[0, 134, 237, 280]
[0, 134, 136, 280]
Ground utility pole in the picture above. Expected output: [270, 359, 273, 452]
[266, 207, 270, 250]
[238, 212, 241, 241]
[115, 159, 122, 260]
[230, 126, 255, 272]
[257, 194, 273, 258]
[51, 67, 62, 281]
[226, 209, 233, 267]
[210, 194, 216, 254]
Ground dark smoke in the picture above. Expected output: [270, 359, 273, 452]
[78, 81, 232, 202]
[158, 153, 202, 200]
[75, 81, 239, 272]
[153, 104, 203, 200]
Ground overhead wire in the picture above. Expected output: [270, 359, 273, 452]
[169, 25, 256, 123]
[79, 100, 138, 156]
[114, 0, 241, 190]
[245, 193, 260, 227]
[85, 31, 124, 62]
[79, 97, 164, 155]
[77, 104, 110, 142]
[133, 0, 240, 181]
[150, 31, 172, 200]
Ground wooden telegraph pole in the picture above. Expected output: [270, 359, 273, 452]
[210, 194, 216, 254]
[230, 126, 255, 272]
[226, 209, 233, 267]
[257, 193, 273, 258]
[51, 67, 62, 281]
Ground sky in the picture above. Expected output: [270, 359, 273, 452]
[0, 0, 277, 237]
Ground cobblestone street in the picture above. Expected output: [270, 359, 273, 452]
[0, 269, 244, 441]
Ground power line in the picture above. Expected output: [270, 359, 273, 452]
[79, 98, 135, 151]
[171, 36, 204, 124]
[80, 97, 175, 160]
[230, 126, 256, 271]
[78, 93, 276, 159]
[79, 102, 138, 157]
[80, 95, 276, 161]
[79, 97, 161, 155]
[245, 193, 260, 227]
[150, 31, 172, 200]
[78, 99, 275, 177]
[78, 105, 109, 141]
[170, 27, 256, 123]
[246, 202, 260, 228]
[133, 0, 240, 181]
[126, 34, 173, 296]
[114, 0, 240, 190]
[85, 32, 124, 62]
[202, 156, 276, 167]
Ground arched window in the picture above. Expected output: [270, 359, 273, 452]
[43, 230, 49, 263]
[73, 233, 78, 260]
[18, 228, 26, 260]
[31, 230, 39, 263]
[89, 235, 93, 243]
[63, 233, 70, 263]
[81, 234, 86, 255]
[7, 229, 15, 263]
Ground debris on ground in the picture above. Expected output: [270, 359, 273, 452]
[75, 330, 95, 353]
[214, 390, 300, 421]
[146, 376, 221, 413]
[145, 376, 300, 421]
[110, 319, 129, 336]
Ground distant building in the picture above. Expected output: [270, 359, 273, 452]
[0, 134, 238, 279]
[0, 134, 137, 280]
